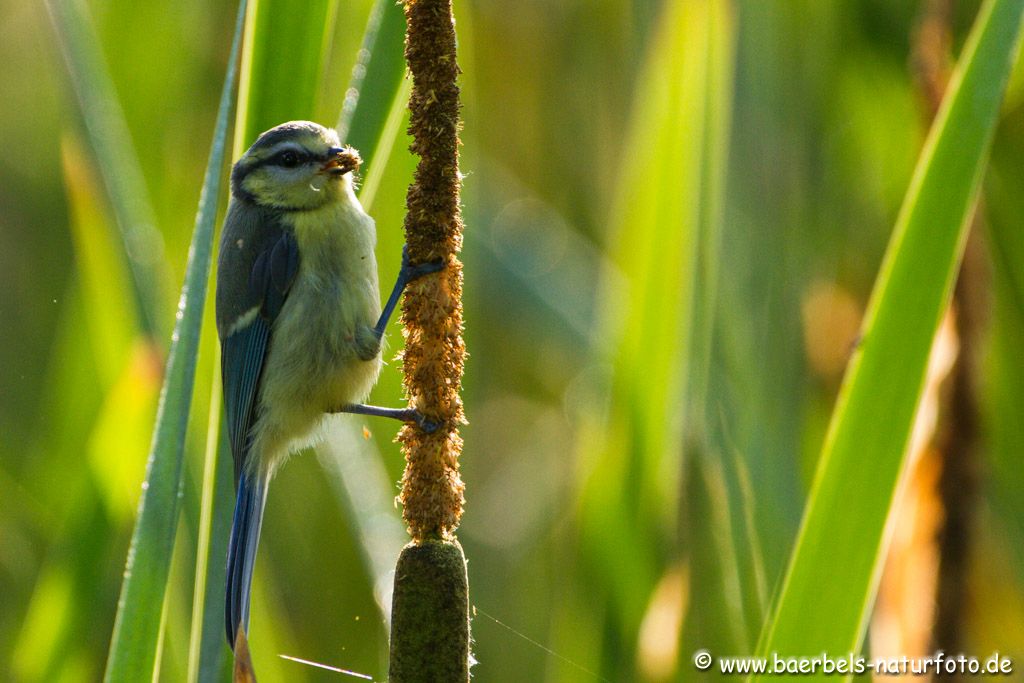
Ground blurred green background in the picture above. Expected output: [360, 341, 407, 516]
[2, 0, 1024, 680]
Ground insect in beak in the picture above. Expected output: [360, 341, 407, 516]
[320, 146, 361, 177]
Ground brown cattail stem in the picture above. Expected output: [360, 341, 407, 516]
[389, 0, 470, 680]
[396, 0, 466, 543]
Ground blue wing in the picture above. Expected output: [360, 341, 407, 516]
[216, 204, 299, 648]
[221, 319, 270, 473]
[219, 224, 299, 479]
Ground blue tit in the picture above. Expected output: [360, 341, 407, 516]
[216, 120, 441, 649]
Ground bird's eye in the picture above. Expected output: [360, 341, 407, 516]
[276, 151, 301, 168]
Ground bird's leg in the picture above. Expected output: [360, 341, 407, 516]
[371, 245, 445, 343]
[332, 403, 441, 433]
[344, 247, 445, 429]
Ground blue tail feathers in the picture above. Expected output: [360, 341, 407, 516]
[226, 469, 269, 649]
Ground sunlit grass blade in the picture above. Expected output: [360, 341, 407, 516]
[577, 0, 725, 582]
[558, 0, 736, 677]
[342, 0, 411, 212]
[101, 1, 249, 679]
[234, 0, 338, 150]
[337, 0, 407, 175]
[753, 0, 1024, 670]
[186, 381, 236, 683]
[356, 78, 412, 213]
[59, 137, 139, 384]
[44, 0, 172, 339]
[59, 143, 162, 520]
[674, 0, 764, 668]
[59, 138, 163, 519]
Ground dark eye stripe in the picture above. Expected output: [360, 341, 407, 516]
[273, 150, 306, 167]
[241, 149, 311, 173]
[231, 145, 324, 199]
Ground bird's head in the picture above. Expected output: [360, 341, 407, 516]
[231, 121, 361, 210]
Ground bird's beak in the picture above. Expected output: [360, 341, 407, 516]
[320, 146, 361, 176]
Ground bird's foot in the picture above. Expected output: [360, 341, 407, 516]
[333, 403, 442, 433]
[400, 244, 446, 284]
